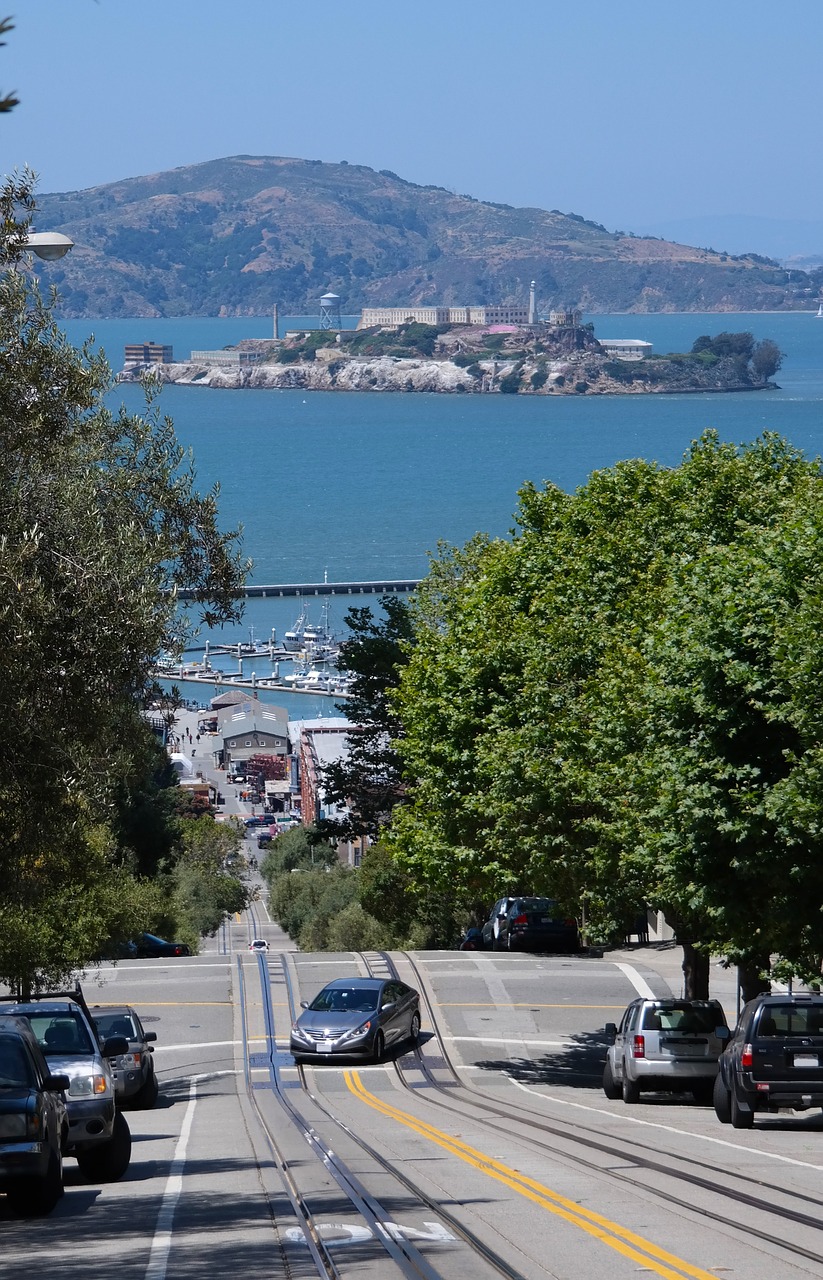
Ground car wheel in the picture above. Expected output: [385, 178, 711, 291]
[602, 1058, 621, 1101]
[492, 934, 504, 951]
[713, 1073, 732, 1123]
[134, 1067, 159, 1110]
[76, 1111, 132, 1182]
[7, 1146, 63, 1217]
[372, 1030, 385, 1063]
[409, 1012, 421, 1045]
[730, 1089, 754, 1130]
[622, 1074, 640, 1104]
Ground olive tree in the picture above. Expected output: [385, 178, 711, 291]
[0, 172, 248, 994]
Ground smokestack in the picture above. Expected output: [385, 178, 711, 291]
[528, 280, 537, 326]
[273, 303, 280, 340]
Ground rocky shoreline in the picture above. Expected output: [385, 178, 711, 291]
[117, 352, 776, 397]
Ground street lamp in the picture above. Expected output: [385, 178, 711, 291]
[25, 229, 74, 260]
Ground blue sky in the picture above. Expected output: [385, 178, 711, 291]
[4, 1, 823, 255]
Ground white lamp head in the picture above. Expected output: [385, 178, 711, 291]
[26, 230, 74, 261]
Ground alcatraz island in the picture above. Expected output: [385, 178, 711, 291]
[118, 289, 783, 396]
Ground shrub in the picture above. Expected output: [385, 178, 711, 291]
[531, 368, 548, 390]
[574, 380, 589, 393]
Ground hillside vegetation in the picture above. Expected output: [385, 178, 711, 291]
[34, 155, 817, 318]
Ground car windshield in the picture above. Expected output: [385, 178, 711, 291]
[642, 1004, 723, 1033]
[0, 1040, 34, 1087]
[94, 1013, 136, 1040]
[757, 1005, 823, 1036]
[27, 1013, 95, 1054]
[518, 898, 558, 914]
[309, 987, 380, 1014]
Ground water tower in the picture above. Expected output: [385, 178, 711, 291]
[319, 292, 342, 330]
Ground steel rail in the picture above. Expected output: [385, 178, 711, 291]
[281, 951, 530, 1280]
[236, 953, 338, 1278]
[380, 950, 823, 1271]
[257, 952, 448, 1280]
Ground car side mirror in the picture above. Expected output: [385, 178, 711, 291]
[300, 1000, 309, 1009]
[716, 1026, 730, 1041]
[604, 1022, 617, 1043]
[381, 1000, 395, 1012]
[45, 1073, 70, 1092]
[102, 1035, 129, 1056]
[144, 1031, 157, 1043]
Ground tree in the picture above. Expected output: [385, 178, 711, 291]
[0, 173, 248, 995]
[751, 338, 783, 383]
[0, 18, 19, 114]
[317, 596, 413, 840]
[171, 817, 248, 937]
[389, 432, 823, 995]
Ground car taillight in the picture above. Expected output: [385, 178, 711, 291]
[741, 1044, 753, 1069]
[632, 1035, 645, 1058]
[564, 918, 576, 928]
[173, 946, 183, 956]
[512, 914, 528, 926]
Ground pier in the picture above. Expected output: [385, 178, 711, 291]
[175, 578, 421, 601]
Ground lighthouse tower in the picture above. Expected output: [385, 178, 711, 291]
[528, 280, 538, 326]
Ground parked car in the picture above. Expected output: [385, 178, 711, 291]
[603, 997, 730, 1104]
[91, 1006, 158, 1109]
[0, 986, 131, 1182]
[481, 896, 580, 952]
[713, 993, 823, 1129]
[0, 1016, 69, 1216]
[134, 932, 191, 958]
[290, 977, 420, 1062]
[257, 831, 273, 848]
[248, 939, 270, 953]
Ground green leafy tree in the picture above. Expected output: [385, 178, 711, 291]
[390, 432, 823, 996]
[0, 173, 248, 995]
[317, 596, 413, 840]
[751, 338, 783, 383]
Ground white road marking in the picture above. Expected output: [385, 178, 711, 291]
[504, 1074, 823, 1171]
[445, 1035, 576, 1048]
[144, 1078, 198, 1280]
[614, 962, 657, 998]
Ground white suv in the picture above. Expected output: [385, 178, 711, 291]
[604, 997, 730, 1105]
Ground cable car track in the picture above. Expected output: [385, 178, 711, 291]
[356, 950, 823, 1272]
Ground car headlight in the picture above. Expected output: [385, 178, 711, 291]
[290, 1022, 311, 1043]
[118, 1053, 140, 1068]
[0, 1113, 29, 1138]
[339, 1020, 372, 1042]
[68, 1074, 108, 1096]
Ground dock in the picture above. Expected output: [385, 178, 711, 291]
[174, 578, 421, 601]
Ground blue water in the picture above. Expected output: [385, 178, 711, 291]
[60, 311, 823, 695]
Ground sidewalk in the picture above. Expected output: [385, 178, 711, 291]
[605, 941, 742, 1013]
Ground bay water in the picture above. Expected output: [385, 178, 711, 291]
[60, 311, 823, 712]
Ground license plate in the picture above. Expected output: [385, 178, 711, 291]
[316, 1042, 334, 1053]
[540, 917, 551, 924]
[794, 1054, 818, 1068]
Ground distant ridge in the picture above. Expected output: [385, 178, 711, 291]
[34, 155, 816, 318]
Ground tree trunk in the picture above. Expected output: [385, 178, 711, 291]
[681, 943, 710, 999]
[738, 956, 771, 1005]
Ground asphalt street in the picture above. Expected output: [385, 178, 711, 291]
[3, 924, 822, 1279]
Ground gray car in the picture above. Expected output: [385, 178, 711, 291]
[290, 977, 420, 1062]
[604, 997, 730, 1104]
[92, 1005, 159, 1109]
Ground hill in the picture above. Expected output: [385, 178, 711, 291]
[33, 155, 817, 318]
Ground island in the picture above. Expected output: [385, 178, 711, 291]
[117, 320, 782, 396]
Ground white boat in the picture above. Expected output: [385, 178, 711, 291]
[283, 604, 307, 651]
[816, 303, 823, 318]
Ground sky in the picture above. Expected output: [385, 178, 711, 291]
[4, 1, 823, 257]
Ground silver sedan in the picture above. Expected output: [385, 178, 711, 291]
[290, 977, 420, 1062]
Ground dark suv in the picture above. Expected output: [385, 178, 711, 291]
[482, 896, 580, 953]
[0, 1018, 69, 1216]
[714, 993, 823, 1129]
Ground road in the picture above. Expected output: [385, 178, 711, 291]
[3, 914, 822, 1279]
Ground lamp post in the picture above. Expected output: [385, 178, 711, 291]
[25, 229, 74, 260]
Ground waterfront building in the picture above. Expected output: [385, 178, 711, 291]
[124, 340, 173, 365]
[549, 309, 583, 327]
[189, 348, 268, 367]
[599, 338, 653, 360]
[358, 303, 530, 329]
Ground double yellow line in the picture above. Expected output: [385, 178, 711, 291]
[345, 1071, 716, 1280]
